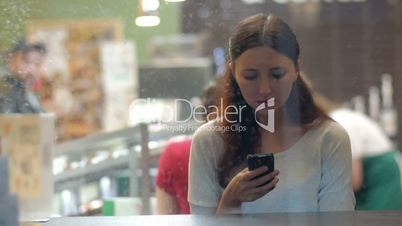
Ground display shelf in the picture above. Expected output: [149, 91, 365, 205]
[53, 121, 200, 215]
[54, 126, 142, 157]
[54, 156, 129, 185]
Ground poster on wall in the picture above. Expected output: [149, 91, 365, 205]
[0, 115, 41, 198]
[26, 20, 123, 141]
[100, 41, 138, 132]
[0, 114, 55, 220]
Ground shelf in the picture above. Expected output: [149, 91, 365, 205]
[52, 121, 201, 215]
[54, 143, 166, 185]
[54, 126, 142, 157]
[54, 156, 129, 183]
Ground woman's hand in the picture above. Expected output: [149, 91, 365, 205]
[216, 166, 279, 214]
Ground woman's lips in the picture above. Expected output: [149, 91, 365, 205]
[256, 97, 275, 108]
[256, 101, 267, 108]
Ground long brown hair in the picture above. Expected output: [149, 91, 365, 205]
[217, 13, 328, 187]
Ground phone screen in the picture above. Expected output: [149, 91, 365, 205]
[247, 153, 275, 186]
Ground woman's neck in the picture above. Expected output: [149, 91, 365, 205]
[255, 107, 292, 130]
[257, 108, 306, 153]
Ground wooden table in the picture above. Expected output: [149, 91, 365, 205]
[28, 211, 402, 226]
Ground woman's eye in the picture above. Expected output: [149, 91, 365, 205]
[243, 70, 258, 80]
[270, 68, 287, 79]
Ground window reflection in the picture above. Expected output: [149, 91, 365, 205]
[0, 0, 401, 219]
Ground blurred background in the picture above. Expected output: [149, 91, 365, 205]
[0, 0, 401, 219]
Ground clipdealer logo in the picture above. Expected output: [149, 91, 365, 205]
[254, 97, 275, 132]
[128, 97, 275, 132]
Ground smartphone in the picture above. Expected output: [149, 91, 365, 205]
[247, 153, 275, 186]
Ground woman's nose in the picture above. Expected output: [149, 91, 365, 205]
[259, 76, 271, 96]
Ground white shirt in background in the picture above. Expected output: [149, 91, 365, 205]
[330, 108, 393, 158]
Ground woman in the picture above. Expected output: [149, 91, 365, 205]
[188, 13, 355, 214]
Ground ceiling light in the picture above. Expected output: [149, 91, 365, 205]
[135, 0, 160, 27]
[242, 0, 265, 4]
[165, 0, 186, 2]
[143, 0, 160, 11]
[135, 16, 160, 27]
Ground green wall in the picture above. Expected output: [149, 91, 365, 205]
[0, 0, 181, 66]
[0, 0, 34, 65]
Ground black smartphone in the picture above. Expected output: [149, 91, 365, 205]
[247, 153, 275, 186]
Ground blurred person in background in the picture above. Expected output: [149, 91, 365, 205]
[0, 41, 46, 113]
[314, 92, 402, 210]
[155, 78, 223, 214]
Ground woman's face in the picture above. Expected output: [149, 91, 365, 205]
[233, 46, 298, 114]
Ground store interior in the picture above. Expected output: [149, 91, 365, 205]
[0, 0, 402, 221]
